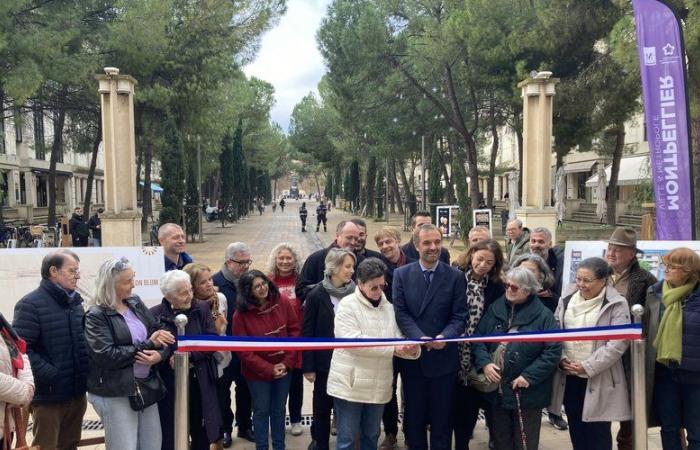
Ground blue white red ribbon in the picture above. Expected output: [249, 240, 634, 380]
[176, 324, 642, 352]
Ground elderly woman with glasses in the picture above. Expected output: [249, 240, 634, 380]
[511, 253, 558, 312]
[303, 248, 356, 450]
[151, 269, 223, 450]
[550, 257, 631, 450]
[84, 258, 175, 450]
[644, 248, 700, 450]
[233, 269, 300, 450]
[471, 267, 560, 450]
[326, 258, 420, 450]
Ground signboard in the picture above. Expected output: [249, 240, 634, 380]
[0, 246, 165, 321]
[436, 205, 459, 236]
[472, 209, 493, 236]
[562, 240, 700, 286]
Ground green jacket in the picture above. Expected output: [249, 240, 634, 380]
[472, 294, 561, 410]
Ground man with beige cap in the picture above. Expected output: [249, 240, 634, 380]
[606, 226, 657, 450]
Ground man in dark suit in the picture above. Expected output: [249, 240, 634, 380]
[401, 211, 450, 264]
[295, 220, 362, 301]
[393, 224, 467, 450]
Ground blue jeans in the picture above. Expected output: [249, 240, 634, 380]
[333, 397, 384, 450]
[654, 363, 700, 450]
[248, 374, 292, 450]
[88, 393, 161, 450]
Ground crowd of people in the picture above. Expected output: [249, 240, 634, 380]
[0, 210, 699, 450]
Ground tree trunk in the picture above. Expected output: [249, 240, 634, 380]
[439, 151, 455, 204]
[140, 140, 154, 232]
[606, 125, 625, 226]
[48, 96, 67, 227]
[488, 108, 500, 208]
[82, 116, 102, 215]
[389, 159, 404, 215]
[365, 156, 377, 217]
[516, 127, 524, 205]
[451, 144, 472, 244]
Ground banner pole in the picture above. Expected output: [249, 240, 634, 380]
[631, 304, 647, 450]
[174, 314, 190, 450]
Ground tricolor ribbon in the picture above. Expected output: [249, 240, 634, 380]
[176, 323, 642, 352]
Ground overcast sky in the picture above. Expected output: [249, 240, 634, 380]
[244, 0, 332, 132]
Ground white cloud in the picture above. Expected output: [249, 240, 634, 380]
[244, 0, 332, 132]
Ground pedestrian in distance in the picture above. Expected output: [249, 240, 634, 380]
[88, 208, 103, 247]
[234, 270, 301, 450]
[299, 202, 308, 232]
[272, 202, 278, 213]
[69, 206, 90, 247]
[85, 257, 175, 450]
[316, 201, 328, 232]
[13, 249, 89, 450]
[279, 198, 286, 212]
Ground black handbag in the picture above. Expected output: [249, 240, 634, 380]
[129, 371, 167, 411]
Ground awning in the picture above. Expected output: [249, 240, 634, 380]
[585, 155, 650, 187]
[139, 181, 164, 192]
[563, 160, 597, 174]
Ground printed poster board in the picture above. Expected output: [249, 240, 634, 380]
[472, 209, 493, 236]
[0, 246, 165, 321]
[436, 205, 459, 236]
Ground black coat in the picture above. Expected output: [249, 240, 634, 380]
[295, 245, 364, 301]
[69, 213, 89, 240]
[87, 214, 101, 240]
[302, 285, 335, 374]
[12, 279, 89, 404]
[381, 252, 416, 303]
[400, 241, 450, 265]
[212, 270, 237, 335]
[151, 299, 222, 448]
[85, 296, 171, 397]
[546, 247, 565, 298]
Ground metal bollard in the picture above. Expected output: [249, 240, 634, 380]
[631, 304, 647, 450]
[174, 314, 190, 450]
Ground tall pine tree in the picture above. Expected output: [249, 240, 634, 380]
[219, 131, 235, 218]
[159, 119, 185, 225]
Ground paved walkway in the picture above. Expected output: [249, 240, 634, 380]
[81, 199, 662, 449]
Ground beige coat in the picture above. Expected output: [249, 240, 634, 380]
[550, 285, 632, 422]
[327, 287, 419, 404]
[0, 337, 34, 437]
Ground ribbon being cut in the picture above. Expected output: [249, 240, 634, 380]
[177, 323, 641, 352]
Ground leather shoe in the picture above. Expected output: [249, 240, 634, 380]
[238, 428, 256, 442]
[548, 412, 568, 430]
[222, 433, 232, 448]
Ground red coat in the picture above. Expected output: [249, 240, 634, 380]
[270, 274, 302, 369]
[232, 296, 300, 381]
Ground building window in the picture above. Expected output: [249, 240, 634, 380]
[33, 104, 45, 160]
[36, 174, 48, 207]
[14, 106, 22, 143]
[18, 172, 26, 204]
[0, 171, 8, 206]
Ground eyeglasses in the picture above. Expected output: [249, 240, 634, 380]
[504, 283, 521, 293]
[365, 282, 388, 293]
[575, 277, 599, 284]
[660, 263, 686, 272]
[114, 257, 130, 271]
[63, 267, 80, 277]
[252, 281, 268, 290]
[231, 259, 253, 266]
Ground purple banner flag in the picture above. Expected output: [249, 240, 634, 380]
[632, 0, 694, 240]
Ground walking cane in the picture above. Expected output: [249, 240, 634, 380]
[514, 388, 528, 450]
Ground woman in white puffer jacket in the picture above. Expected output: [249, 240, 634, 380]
[327, 258, 420, 450]
[0, 314, 34, 448]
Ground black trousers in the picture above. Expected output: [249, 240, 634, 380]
[312, 371, 333, 450]
[300, 216, 307, 229]
[382, 364, 399, 435]
[564, 375, 612, 450]
[316, 215, 327, 229]
[489, 404, 542, 450]
[190, 373, 210, 450]
[288, 368, 304, 423]
[400, 365, 455, 450]
[453, 383, 491, 450]
[218, 356, 253, 434]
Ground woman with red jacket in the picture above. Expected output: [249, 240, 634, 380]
[233, 270, 301, 450]
[267, 243, 305, 436]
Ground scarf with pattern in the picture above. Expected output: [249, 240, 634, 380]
[458, 270, 488, 385]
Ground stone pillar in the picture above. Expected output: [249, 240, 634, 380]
[96, 67, 142, 246]
[516, 72, 559, 241]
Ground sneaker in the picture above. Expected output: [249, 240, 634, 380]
[379, 433, 397, 450]
[548, 412, 568, 430]
[291, 422, 303, 436]
[331, 416, 337, 436]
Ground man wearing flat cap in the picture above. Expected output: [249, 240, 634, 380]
[605, 226, 657, 450]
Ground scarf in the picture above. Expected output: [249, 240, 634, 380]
[220, 263, 239, 286]
[0, 313, 25, 375]
[458, 270, 488, 385]
[654, 281, 695, 365]
[321, 275, 356, 299]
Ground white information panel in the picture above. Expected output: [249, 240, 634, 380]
[562, 240, 700, 286]
[0, 246, 165, 321]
